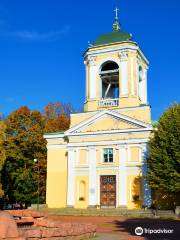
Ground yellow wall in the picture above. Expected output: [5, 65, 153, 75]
[70, 105, 151, 129]
[84, 41, 148, 113]
[130, 147, 140, 162]
[127, 175, 143, 209]
[74, 176, 89, 208]
[46, 148, 67, 208]
[45, 39, 151, 210]
[78, 149, 88, 165]
[81, 115, 138, 133]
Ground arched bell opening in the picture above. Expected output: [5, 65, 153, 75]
[100, 61, 119, 99]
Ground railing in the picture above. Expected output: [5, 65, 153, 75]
[98, 98, 119, 108]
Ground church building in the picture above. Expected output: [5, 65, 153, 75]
[44, 9, 153, 209]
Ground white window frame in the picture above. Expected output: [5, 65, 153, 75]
[102, 147, 114, 163]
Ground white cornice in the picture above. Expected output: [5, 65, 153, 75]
[46, 138, 150, 149]
[67, 128, 152, 137]
[67, 138, 150, 147]
[44, 134, 65, 139]
[84, 43, 149, 65]
[65, 109, 152, 136]
[70, 105, 151, 117]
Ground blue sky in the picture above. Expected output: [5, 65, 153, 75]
[0, 0, 179, 120]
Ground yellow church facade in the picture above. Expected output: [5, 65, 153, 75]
[44, 11, 153, 209]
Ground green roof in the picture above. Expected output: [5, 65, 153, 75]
[93, 31, 132, 46]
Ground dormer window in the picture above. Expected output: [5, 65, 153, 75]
[100, 61, 119, 99]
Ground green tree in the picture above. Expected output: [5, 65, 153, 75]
[2, 107, 47, 205]
[147, 103, 180, 208]
[0, 120, 6, 198]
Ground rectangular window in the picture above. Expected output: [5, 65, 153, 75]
[103, 148, 113, 163]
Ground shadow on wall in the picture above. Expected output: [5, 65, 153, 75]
[131, 176, 142, 209]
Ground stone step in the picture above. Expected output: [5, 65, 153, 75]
[46, 208, 175, 218]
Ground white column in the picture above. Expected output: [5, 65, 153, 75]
[88, 146, 96, 207]
[130, 57, 135, 96]
[88, 56, 97, 99]
[142, 68, 148, 104]
[141, 144, 152, 207]
[136, 60, 139, 97]
[67, 148, 75, 207]
[118, 145, 127, 207]
[119, 51, 128, 97]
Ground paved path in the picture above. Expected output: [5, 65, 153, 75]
[48, 215, 180, 240]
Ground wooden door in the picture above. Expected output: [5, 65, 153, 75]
[100, 175, 116, 207]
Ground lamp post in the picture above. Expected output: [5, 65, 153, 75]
[34, 158, 40, 210]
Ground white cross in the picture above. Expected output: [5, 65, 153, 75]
[114, 7, 119, 19]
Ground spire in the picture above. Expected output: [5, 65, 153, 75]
[113, 7, 121, 32]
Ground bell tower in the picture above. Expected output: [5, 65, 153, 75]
[84, 8, 149, 112]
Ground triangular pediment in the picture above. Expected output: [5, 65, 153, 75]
[65, 110, 152, 135]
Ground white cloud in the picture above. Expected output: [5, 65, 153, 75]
[0, 25, 70, 41]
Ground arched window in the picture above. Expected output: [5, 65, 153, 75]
[100, 61, 119, 99]
[79, 180, 86, 201]
[139, 66, 143, 82]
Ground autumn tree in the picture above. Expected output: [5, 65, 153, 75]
[147, 103, 180, 208]
[2, 107, 47, 205]
[0, 119, 6, 198]
[43, 102, 73, 133]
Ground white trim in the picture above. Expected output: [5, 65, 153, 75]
[127, 145, 130, 162]
[88, 147, 97, 206]
[46, 138, 151, 150]
[67, 138, 150, 147]
[97, 175, 100, 205]
[126, 166, 141, 172]
[65, 110, 152, 135]
[97, 166, 118, 171]
[44, 134, 65, 139]
[84, 44, 149, 65]
[130, 57, 135, 95]
[142, 144, 152, 207]
[75, 171, 89, 176]
[136, 60, 139, 97]
[89, 65, 97, 99]
[76, 148, 79, 166]
[118, 145, 127, 206]
[67, 148, 76, 206]
[70, 105, 150, 117]
[120, 59, 128, 96]
[101, 147, 115, 164]
[86, 44, 138, 57]
[67, 128, 152, 137]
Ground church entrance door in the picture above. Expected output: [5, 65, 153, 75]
[100, 175, 116, 207]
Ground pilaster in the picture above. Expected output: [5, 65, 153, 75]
[67, 148, 76, 207]
[142, 144, 152, 207]
[88, 146, 96, 207]
[119, 51, 128, 97]
[118, 145, 127, 207]
[88, 56, 97, 99]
